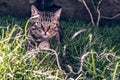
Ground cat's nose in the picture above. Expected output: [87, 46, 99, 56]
[44, 26, 50, 32]
[44, 27, 48, 31]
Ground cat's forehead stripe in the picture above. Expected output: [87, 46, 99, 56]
[30, 12, 56, 23]
[40, 13, 52, 22]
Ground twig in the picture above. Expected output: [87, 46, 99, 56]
[67, 65, 76, 74]
[71, 29, 86, 40]
[101, 13, 120, 19]
[96, 0, 103, 26]
[78, 0, 95, 26]
[41, 48, 66, 75]
[26, 48, 66, 74]
[91, 0, 97, 13]
[78, 52, 98, 74]
[63, 45, 67, 56]
[66, 52, 98, 74]
[106, 53, 116, 62]
[79, 0, 120, 26]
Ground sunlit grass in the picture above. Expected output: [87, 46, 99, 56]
[0, 16, 120, 79]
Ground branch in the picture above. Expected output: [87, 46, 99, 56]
[78, 0, 95, 26]
[71, 29, 86, 40]
[26, 48, 66, 74]
[101, 13, 120, 19]
[96, 0, 103, 26]
[91, 0, 97, 13]
[65, 52, 98, 74]
[79, 0, 120, 26]
[40, 48, 67, 75]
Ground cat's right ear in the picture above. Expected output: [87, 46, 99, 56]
[31, 5, 39, 16]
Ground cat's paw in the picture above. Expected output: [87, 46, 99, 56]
[38, 41, 50, 50]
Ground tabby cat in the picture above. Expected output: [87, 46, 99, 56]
[26, 5, 62, 50]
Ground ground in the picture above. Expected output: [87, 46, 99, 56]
[0, 16, 120, 79]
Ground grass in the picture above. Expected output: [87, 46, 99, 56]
[0, 15, 120, 80]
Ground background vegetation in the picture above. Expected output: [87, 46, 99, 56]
[0, 16, 120, 80]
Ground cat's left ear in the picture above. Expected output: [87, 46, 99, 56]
[53, 8, 62, 20]
[31, 5, 39, 16]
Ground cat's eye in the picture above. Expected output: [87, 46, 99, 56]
[36, 22, 40, 24]
[49, 23, 57, 30]
[53, 23, 56, 26]
[51, 26, 57, 30]
[50, 23, 56, 28]
[31, 26, 36, 30]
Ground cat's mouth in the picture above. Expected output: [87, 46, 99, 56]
[42, 35, 47, 38]
[42, 34, 48, 38]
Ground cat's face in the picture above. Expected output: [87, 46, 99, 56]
[28, 5, 62, 39]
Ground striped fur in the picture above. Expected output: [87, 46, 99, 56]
[26, 5, 62, 50]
